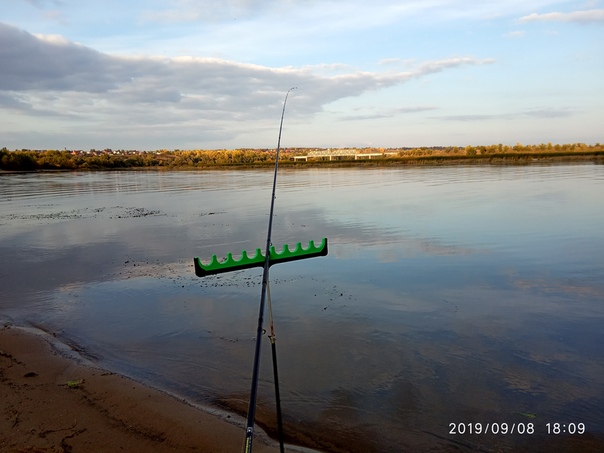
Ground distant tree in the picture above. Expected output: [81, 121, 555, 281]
[465, 146, 477, 156]
[0, 150, 37, 171]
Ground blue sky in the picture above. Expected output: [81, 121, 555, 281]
[1, 0, 602, 150]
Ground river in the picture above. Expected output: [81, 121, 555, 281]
[1, 164, 603, 452]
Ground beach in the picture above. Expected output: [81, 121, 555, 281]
[0, 325, 290, 453]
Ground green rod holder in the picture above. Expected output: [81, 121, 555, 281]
[194, 238, 328, 277]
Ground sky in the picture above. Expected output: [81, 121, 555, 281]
[1, 0, 603, 150]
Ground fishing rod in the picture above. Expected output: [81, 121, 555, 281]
[193, 87, 328, 453]
[243, 86, 296, 453]
[266, 280, 284, 452]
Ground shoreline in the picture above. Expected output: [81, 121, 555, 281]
[1, 150, 603, 173]
[0, 324, 315, 453]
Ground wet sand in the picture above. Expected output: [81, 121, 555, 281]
[0, 326, 294, 453]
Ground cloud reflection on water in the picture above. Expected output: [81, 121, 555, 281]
[1, 166, 604, 452]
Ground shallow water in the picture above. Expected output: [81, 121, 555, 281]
[1, 165, 603, 452]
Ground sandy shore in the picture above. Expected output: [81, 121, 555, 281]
[0, 325, 300, 453]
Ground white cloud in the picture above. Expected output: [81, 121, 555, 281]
[436, 113, 511, 122]
[378, 58, 403, 66]
[0, 23, 123, 92]
[339, 106, 438, 121]
[523, 107, 573, 118]
[0, 21, 493, 141]
[435, 107, 574, 122]
[519, 9, 604, 23]
[412, 57, 495, 75]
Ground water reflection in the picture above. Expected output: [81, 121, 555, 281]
[1, 165, 604, 452]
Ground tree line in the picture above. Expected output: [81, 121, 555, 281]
[1, 143, 603, 171]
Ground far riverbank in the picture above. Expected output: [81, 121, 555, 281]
[1, 148, 603, 172]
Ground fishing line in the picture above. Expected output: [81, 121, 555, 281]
[244, 87, 297, 453]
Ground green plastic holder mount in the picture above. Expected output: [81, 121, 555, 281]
[194, 238, 328, 277]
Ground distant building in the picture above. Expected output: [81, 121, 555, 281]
[292, 149, 397, 161]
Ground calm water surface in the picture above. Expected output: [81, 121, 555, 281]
[1, 165, 603, 452]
